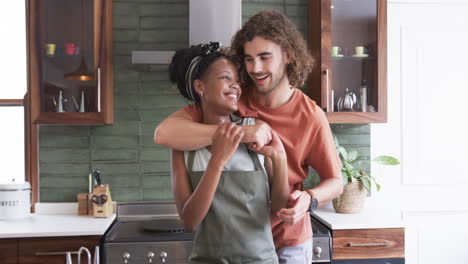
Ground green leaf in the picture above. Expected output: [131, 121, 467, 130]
[341, 171, 350, 184]
[348, 149, 358, 163]
[353, 170, 361, 179]
[344, 163, 354, 172]
[373, 156, 400, 165]
[338, 146, 348, 161]
[369, 175, 381, 192]
[361, 177, 371, 195]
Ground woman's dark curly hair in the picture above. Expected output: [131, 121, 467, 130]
[168, 44, 229, 104]
[231, 10, 314, 88]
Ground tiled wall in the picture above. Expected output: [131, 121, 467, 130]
[39, 0, 370, 202]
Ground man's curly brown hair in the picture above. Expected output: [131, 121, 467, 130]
[231, 10, 314, 88]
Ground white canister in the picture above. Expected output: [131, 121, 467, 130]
[0, 182, 31, 220]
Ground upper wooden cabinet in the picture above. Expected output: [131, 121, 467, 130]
[308, 0, 387, 123]
[27, 0, 113, 124]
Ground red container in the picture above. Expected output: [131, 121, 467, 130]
[65, 43, 76, 55]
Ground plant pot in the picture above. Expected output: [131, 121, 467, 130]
[333, 181, 368, 214]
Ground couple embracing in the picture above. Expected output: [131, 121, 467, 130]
[154, 10, 343, 264]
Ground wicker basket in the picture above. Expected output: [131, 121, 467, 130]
[332, 181, 368, 214]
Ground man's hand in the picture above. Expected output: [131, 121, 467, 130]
[249, 130, 285, 159]
[242, 120, 272, 151]
[277, 190, 312, 225]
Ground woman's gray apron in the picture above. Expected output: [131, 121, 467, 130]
[187, 148, 278, 264]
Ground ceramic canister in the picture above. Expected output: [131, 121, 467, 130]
[0, 182, 31, 220]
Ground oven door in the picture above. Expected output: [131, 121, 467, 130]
[104, 241, 192, 264]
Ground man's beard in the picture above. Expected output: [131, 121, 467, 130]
[256, 69, 287, 95]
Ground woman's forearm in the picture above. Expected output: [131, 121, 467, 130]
[269, 152, 289, 213]
[180, 159, 224, 231]
[154, 108, 216, 151]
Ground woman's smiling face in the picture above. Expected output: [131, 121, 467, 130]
[196, 58, 241, 115]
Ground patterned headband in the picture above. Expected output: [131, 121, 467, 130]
[185, 42, 221, 101]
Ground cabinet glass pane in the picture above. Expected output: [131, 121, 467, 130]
[38, 0, 97, 113]
[331, 0, 377, 113]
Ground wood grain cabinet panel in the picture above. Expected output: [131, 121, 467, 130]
[0, 239, 18, 264]
[332, 228, 404, 260]
[18, 236, 100, 264]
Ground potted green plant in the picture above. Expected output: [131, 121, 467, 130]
[333, 135, 399, 214]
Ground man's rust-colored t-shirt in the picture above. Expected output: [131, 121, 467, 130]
[183, 88, 342, 249]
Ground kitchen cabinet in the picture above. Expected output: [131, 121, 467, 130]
[0, 236, 100, 264]
[0, 239, 18, 264]
[27, 0, 113, 124]
[308, 0, 387, 123]
[332, 228, 405, 262]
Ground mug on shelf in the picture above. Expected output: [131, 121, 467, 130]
[44, 43, 56, 56]
[332, 46, 341, 56]
[355, 46, 365, 56]
[65, 43, 76, 55]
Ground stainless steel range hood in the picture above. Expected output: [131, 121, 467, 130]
[132, 0, 241, 64]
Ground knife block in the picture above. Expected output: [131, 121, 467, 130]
[92, 184, 113, 218]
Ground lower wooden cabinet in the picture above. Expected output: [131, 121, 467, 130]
[332, 228, 404, 260]
[0, 239, 18, 264]
[0, 236, 100, 264]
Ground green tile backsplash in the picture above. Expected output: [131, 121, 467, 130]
[39, 0, 370, 202]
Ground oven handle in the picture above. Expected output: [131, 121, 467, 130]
[347, 242, 390, 247]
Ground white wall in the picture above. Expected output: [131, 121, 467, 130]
[370, 1, 468, 263]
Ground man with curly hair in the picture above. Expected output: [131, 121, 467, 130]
[155, 10, 343, 263]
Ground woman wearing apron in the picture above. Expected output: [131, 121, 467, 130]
[167, 43, 289, 263]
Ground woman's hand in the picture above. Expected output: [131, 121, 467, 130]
[210, 122, 244, 165]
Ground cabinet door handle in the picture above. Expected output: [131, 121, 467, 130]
[324, 68, 330, 112]
[347, 242, 390, 247]
[36, 251, 78, 256]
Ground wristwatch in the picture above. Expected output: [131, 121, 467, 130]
[306, 190, 318, 212]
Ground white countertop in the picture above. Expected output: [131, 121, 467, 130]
[311, 204, 405, 230]
[0, 203, 116, 239]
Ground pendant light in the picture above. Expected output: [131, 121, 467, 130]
[64, 0, 94, 81]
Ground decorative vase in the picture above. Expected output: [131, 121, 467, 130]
[333, 181, 368, 214]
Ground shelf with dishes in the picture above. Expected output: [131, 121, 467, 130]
[331, 54, 374, 60]
[28, 0, 113, 124]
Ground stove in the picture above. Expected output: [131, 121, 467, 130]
[103, 202, 193, 264]
[103, 202, 331, 263]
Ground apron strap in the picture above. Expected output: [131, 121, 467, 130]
[230, 114, 244, 125]
[187, 150, 196, 174]
[248, 150, 264, 172]
[248, 149, 271, 202]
